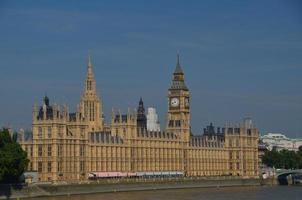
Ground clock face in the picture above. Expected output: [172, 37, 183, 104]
[171, 97, 179, 107]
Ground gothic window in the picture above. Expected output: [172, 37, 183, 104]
[229, 162, 233, 170]
[168, 120, 174, 127]
[59, 126, 64, 138]
[175, 120, 181, 127]
[92, 102, 95, 121]
[38, 145, 43, 157]
[38, 162, 43, 172]
[227, 128, 233, 134]
[84, 102, 88, 118]
[48, 145, 52, 157]
[48, 127, 52, 138]
[90, 133, 94, 142]
[236, 152, 240, 159]
[80, 145, 85, 157]
[47, 161, 52, 172]
[87, 81, 92, 91]
[81, 128, 85, 137]
[80, 161, 85, 172]
[247, 138, 252, 146]
[96, 133, 100, 142]
[229, 139, 233, 147]
[89, 102, 92, 121]
[57, 144, 63, 156]
[247, 129, 252, 136]
[38, 127, 42, 139]
[236, 139, 239, 147]
[57, 162, 61, 172]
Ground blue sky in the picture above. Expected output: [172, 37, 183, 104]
[0, 0, 301, 137]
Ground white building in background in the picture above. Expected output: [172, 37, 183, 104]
[261, 133, 302, 151]
[147, 107, 160, 132]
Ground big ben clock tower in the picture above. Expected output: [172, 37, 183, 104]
[166, 54, 190, 142]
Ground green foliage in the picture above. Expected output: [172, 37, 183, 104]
[299, 145, 302, 153]
[262, 149, 302, 169]
[0, 128, 29, 183]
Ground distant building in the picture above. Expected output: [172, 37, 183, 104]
[261, 133, 302, 151]
[147, 107, 160, 132]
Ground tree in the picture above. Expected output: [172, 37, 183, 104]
[0, 128, 29, 183]
[262, 148, 302, 170]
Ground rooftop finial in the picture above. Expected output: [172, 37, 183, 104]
[174, 52, 183, 74]
[43, 94, 49, 106]
[87, 50, 92, 68]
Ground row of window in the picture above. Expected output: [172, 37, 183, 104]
[38, 161, 52, 173]
[227, 128, 253, 135]
[37, 161, 85, 173]
[168, 120, 181, 127]
[84, 101, 96, 121]
[38, 127, 52, 139]
[37, 144, 84, 157]
[37, 126, 66, 139]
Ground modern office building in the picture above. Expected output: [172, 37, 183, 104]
[147, 107, 160, 132]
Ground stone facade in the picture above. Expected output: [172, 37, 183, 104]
[19, 55, 259, 182]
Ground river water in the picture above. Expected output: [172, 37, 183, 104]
[34, 186, 301, 200]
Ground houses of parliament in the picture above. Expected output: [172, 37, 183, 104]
[19, 55, 259, 182]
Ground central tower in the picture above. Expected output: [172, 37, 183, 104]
[79, 54, 103, 131]
[166, 54, 190, 142]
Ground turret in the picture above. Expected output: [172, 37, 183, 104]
[63, 103, 69, 121]
[32, 103, 38, 122]
[137, 97, 147, 130]
[111, 108, 137, 140]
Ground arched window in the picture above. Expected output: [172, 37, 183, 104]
[48, 127, 52, 138]
[38, 127, 42, 139]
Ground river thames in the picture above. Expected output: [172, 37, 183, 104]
[33, 186, 301, 200]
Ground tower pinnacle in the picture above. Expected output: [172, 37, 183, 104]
[174, 53, 183, 74]
[170, 53, 187, 90]
[83, 53, 96, 93]
[80, 54, 103, 131]
[137, 97, 147, 130]
[87, 52, 92, 69]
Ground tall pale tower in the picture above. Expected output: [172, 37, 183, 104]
[79, 54, 103, 131]
[166, 54, 190, 142]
